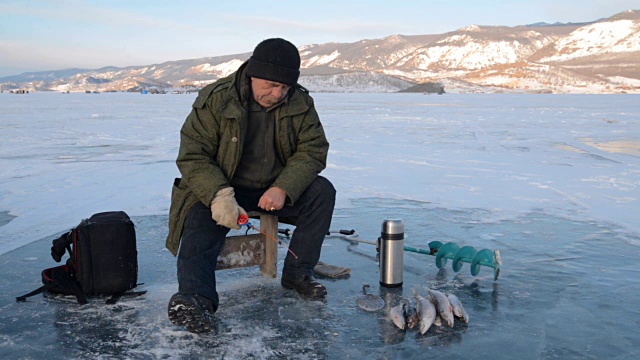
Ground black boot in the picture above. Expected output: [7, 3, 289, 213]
[168, 292, 217, 333]
[281, 274, 327, 299]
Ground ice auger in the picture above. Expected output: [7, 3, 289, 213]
[404, 241, 501, 281]
[322, 229, 502, 281]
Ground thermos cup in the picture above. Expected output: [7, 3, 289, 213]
[379, 219, 404, 287]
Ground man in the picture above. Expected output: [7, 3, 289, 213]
[165, 38, 336, 333]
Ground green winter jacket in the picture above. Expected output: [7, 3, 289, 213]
[165, 64, 329, 255]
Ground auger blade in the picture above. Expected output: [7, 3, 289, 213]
[435, 242, 459, 269]
[452, 246, 477, 272]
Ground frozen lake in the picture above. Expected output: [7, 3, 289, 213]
[0, 92, 639, 358]
[0, 92, 639, 254]
[2, 203, 639, 359]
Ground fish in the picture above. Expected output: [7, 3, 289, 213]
[432, 314, 442, 327]
[389, 299, 407, 330]
[428, 289, 454, 327]
[405, 298, 420, 329]
[413, 289, 437, 335]
[447, 293, 469, 323]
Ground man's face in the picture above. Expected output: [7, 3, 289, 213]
[251, 78, 291, 108]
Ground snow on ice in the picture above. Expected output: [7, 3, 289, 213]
[1, 91, 639, 359]
[0, 92, 639, 254]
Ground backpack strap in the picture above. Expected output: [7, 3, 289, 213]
[51, 229, 74, 262]
[16, 282, 57, 302]
[16, 266, 88, 305]
[105, 290, 147, 305]
[55, 269, 88, 305]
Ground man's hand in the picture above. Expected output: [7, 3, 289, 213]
[259, 187, 287, 212]
[210, 187, 247, 229]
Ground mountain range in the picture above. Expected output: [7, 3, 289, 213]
[1, 9, 639, 94]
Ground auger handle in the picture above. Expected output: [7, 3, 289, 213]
[327, 229, 356, 235]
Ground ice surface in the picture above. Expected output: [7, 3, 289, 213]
[2, 203, 639, 359]
[0, 92, 639, 358]
[1, 93, 639, 255]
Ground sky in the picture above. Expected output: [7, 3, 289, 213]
[0, 0, 639, 77]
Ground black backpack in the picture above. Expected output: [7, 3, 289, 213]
[17, 211, 145, 304]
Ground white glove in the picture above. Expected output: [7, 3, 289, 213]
[210, 187, 247, 230]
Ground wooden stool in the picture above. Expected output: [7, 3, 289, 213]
[215, 211, 278, 278]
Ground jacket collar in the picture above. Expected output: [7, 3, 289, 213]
[221, 61, 310, 119]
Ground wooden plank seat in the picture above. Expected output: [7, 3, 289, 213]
[216, 211, 281, 278]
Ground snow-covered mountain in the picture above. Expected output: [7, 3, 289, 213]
[1, 10, 638, 94]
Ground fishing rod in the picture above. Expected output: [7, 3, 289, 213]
[238, 214, 298, 259]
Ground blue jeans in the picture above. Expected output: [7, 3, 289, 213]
[176, 176, 336, 309]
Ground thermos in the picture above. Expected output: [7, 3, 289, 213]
[379, 219, 404, 287]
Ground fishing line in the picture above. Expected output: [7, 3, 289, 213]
[238, 214, 298, 259]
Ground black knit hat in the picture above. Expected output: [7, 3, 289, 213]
[245, 38, 301, 86]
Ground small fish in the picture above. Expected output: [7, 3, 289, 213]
[389, 300, 407, 330]
[447, 293, 469, 323]
[413, 289, 437, 335]
[405, 298, 420, 329]
[432, 314, 442, 327]
[428, 289, 454, 327]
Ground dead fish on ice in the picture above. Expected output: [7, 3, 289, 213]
[389, 291, 470, 332]
[405, 298, 420, 329]
[428, 289, 454, 327]
[389, 299, 408, 330]
[413, 289, 437, 335]
[388, 297, 419, 331]
[447, 293, 469, 323]
[432, 314, 442, 327]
